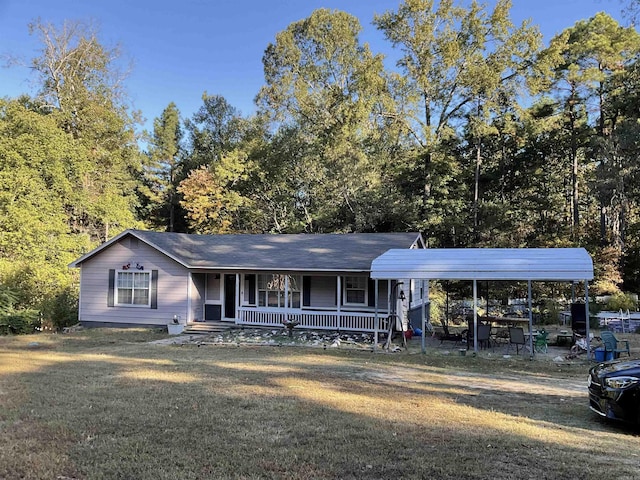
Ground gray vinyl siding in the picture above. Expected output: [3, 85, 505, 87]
[307, 275, 390, 310]
[190, 273, 205, 323]
[309, 276, 337, 308]
[78, 239, 189, 326]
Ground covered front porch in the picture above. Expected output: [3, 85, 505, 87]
[188, 271, 409, 333]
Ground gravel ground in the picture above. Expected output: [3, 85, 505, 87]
[150, 326, 588, 364]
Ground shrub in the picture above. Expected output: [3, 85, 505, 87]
[45, 286, 79, 331]
[606, 292, 637, 312]
[0, 285, 18, 311]
[0, 309, 40, 334]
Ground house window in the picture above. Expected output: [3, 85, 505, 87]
[344, 276, 367, 305]
[116, 271, 150, 306]
[257, 274, 300, 308]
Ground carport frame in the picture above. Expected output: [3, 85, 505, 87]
[370, 248, 594, 359]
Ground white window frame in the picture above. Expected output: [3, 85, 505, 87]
[116, 270, 151, 307]
[343, 276, 368, 306]
[257, 274, 301, 309]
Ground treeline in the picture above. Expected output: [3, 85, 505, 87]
[2, 0, 640, 328]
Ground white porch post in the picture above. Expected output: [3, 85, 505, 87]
[387, 279, 392, 322]
[528, 280, 534, 359]
[187, 272, 192, 324]
[235, 274, 240, 324]
[473, 280, 478, 352]
[374, 279, 379, 351]
[285, 274, 289, 325]
[336, 275, 341, 330]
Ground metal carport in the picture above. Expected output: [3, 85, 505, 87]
[370, 248, 594, 357]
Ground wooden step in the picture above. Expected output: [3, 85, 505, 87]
[183, 322, 235, 334]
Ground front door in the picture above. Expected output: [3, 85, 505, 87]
[224, 274, 236, 319]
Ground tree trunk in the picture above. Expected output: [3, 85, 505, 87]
[473, 142, 481, 241]
[568, 89, 580, 240]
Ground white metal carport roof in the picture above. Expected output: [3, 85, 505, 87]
[370, 248, 594, 281]
[370, 248, 594, 357]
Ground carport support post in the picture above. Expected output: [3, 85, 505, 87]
[421, 280, 426, 354]
[473, 280, 478, 353]
[528, 280, 534, 359]
[585, 282, 591, 360]
[374, 279, 379, 352]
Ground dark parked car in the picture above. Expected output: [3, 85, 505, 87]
[588, 359, 640, 425]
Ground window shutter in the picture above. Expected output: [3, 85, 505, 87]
[302, 276, 311, 307]
[150, 270, 158, 309]
[107, 269, 115, 307]
[368, 278, 375, 307]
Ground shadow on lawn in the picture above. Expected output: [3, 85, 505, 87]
[1, 334, 639, 479]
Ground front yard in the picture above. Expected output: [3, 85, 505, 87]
[0, 328, 638, 479]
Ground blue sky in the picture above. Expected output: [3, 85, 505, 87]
[0, 0, 626, 135]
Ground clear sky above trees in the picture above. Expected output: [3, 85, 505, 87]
[0, 0, 626, 133]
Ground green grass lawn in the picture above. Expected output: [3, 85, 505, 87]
[1, 328, 639, 479]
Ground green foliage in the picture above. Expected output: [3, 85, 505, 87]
[139, 102, 184, 231]
[257, 9, 395, 232]
[537, 299, 564, 325]
[178, 150, 254, 233]
[48, 286, 79, 330]
[426, 283, 447, 327]
[606, 292, 637, 312]
[3, 5, 640, 320]
[0, 20, 141, 328]
[0, 310, 40, 334]
[0, 285, 18, 312]
[374, 0, 541, 243]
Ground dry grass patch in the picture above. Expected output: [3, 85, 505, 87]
[0, 329, 639, 479]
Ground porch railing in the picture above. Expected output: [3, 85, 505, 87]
[237, 307, 388, 333]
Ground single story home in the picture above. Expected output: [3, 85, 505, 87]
[70, 229, 424, 331]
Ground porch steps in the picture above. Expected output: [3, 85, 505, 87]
[183, 322, 236, 334]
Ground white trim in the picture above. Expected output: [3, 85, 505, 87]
[410, 233, 426, 249]
[256, 274, 302, 309]
[187, 272, 192, 323]
[235, 273, 240, 321]
[342, 275, 368, 306]
[114, 270, 151, 307]
[237, 306, 387, 332]
[77, 268, 83, 321]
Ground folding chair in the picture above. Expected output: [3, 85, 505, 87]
[507, 327, 526, 355]
[534, 329, 548, 353]
[477, 324, 493, 350]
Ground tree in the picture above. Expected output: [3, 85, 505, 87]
[28, 19, 142, 242]
[182, 93, 243, 174]
[544, 13, 640, 245]
[0, 98, 85, 321]
[374, 0, 540, 245]
[140, 102, 183, 231]
[257, 8, 394, 232]
[178, 151, 254, 234]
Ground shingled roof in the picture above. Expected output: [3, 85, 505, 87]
[71, 230, 422, 273]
